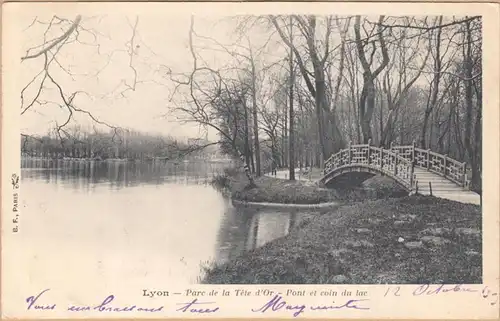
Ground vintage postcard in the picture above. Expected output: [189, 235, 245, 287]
[1, 1, 499, 319]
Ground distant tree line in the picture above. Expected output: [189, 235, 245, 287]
[21, 126, 209, 161]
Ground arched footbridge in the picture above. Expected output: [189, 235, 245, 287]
[319, 142, 480, 204]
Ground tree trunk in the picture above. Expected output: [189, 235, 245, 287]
[250, 49, 261, 176]
[270, 16, 336, 166]
[288, 16, 295, 180]
[463, 19, 476, 192]
[420, 18, 443, 149]
[354, 15, 390, 144]
[379, 90, 384, 144]
[283, 99, 288, 168]
[249, 144, 255, 174]
[359, 79, 376, 143]
[239, 152, 256, 187]
[472, 54, 482, 193]
[472, 89, 482, 193]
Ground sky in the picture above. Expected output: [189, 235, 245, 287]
[3, 2, 487, 142]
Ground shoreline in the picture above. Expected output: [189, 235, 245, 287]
[231, 198, 340, 209]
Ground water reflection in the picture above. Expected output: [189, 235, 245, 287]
[21, 158, 216, 189]
[19, 158, 308, 284]
[213, 204, 301, 263]
[216, 201, 302, 262]
[247, 209, 295, 250]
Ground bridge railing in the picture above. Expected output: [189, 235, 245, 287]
[324, 142, 416, 189]
[324, 140, 469, 190]
[413, 147, 468, 187]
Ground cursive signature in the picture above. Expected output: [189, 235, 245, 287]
[252, 294, 369, 317]
[413, 284, 478, 296]
[310, 299, 370, 311]
[176, 298, 219, 313]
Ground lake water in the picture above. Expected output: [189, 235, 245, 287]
[18, 158, 307, 286]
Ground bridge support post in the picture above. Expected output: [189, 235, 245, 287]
[410, 140, 416, 185]
[443, 154, 447, 178]
[411, 140, 416, 165]
[463, 163, 467, 188]
[394, 154, 398, 176]
[367, 139, 371, 165]
[410, 163, 415, 187]
[348, 141, 352, 164]
[427, 149, 431, 171]
[380, 149, 384, 170]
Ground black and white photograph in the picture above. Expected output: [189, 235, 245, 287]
[2, 2, 498, 319]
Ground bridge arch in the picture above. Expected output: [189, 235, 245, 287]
[319, 142, 470, 194]
[319, 165, 411, 191]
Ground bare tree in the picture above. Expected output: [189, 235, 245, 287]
[167, 16, 256, 186]
[354, 15, 390, 143]
[462, 17, 482, 192]
[271, 15, 345, 164]
[419, 17, 445, 148]
[287, 16, 296, 180]
[378, 24, 431, 147]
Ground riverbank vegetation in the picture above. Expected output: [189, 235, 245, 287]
[232, 175, 339, 205]
[203, 195, 481, 284]
[211, 168, 406, 204]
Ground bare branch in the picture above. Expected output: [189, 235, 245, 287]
[21, 15, 82, 61]
[375, 16, 481, 31]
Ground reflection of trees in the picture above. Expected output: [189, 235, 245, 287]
[247, 210, 295, 249]
[213, 201, 254, 263]
[20, 158, 230, 190]
[213, 204, 302, 264]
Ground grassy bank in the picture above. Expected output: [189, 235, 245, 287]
[203, 195, 481, 284]
[231, 175, 340, 204]
[212, 168, 407, 205]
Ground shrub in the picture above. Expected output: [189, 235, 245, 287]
[223, 167, 240, 178]
[211, 173, 231, 190]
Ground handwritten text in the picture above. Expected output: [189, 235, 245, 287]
[251, 294, 369, 317]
